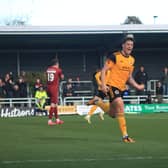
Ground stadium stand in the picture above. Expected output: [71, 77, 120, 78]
[0, 25, 168, 107]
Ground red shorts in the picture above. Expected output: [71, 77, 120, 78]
[47, 86, 59, 104]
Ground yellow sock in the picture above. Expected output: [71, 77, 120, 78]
[96, 100, 109, 113]
[117, 115, 128, 137]
[88, 105, 97, 116]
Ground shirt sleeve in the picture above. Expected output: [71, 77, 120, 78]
[105, 53, 116, 69]
[95, 71, 102, 86]
[108, 53, 116, 63]
[105, 58, 115, 69]
[44, 92, 48, 99]
[35, 91, 40, 99]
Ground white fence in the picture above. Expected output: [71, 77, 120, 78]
[0, 79, 167, 107]
[147, 79, 159, 94]
[63, 95, 168, 105]
[60, 80, 93, 96]
[0, 97, 36, 108]
[63, 96, 93, 105]
[0, 95, 168, 107]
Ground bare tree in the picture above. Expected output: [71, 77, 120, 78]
[2, 15, 29, 26]
[0, 0, 34, 26]
[123, 16, 143, 24]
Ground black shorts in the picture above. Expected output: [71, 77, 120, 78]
[107, 86, 123, 102]
[95, 90, 107, 100]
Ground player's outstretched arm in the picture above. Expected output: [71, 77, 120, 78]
[127, 74, 144, 91]
[101, 65, 109, 93]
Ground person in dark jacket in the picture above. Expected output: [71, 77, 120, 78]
[134, 65, 148, 95]
[161, 67, 168, 95]
[155, 81, 164, 103]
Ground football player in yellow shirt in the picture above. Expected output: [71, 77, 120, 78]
[101, 34, 144, 143]
[84, 69, 110, 124]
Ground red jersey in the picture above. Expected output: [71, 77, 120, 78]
[46, 66, 63, 88]
[46, 66, 63, 104]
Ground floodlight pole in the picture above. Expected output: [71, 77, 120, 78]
[17, 51, 20, 77]
[153, 16, 158, 24]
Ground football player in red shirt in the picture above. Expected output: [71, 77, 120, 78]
[46, 58, 64, 125]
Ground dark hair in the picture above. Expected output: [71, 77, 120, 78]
[122, 34, 135, 44]
[50, 58, 59, 66]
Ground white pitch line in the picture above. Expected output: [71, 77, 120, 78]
[2, 156, 168, 164]
[128, 116, 168, 120]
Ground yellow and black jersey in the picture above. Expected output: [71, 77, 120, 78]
[105, 51, 135, 91]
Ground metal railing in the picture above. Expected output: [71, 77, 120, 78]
[59, 80, 93, 96]
[60, 79, 162, 96]
[0, 80, 161, 108]
[123, 95, 148, 104]
[147, 80, 159, 95]
[0, 95, 167, 108]
[63, 96, 93, 105]
[63, 95, 168, 105]
[62, 95, 148, 105]
[0, 97, 36, 108]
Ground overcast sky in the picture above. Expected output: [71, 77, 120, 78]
[0, 0, 167, 25]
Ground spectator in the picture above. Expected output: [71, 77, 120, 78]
[145, 92, 153, 104]
[13, 84, 21, 107]
[155, 81, 164, 103]
[0, 78, 6, 108]
[34, 78, 42, 93]
[63, 82, 75, 105]
[0, 78, 6, 98]
[134, 65, 148, 95]
[161, 67, 168, 95]
[35, 85, 48, 108]
[9, 71, 14, 81]
[20, 71, 26, 81]
[73, 77, 81, 96]
[4, 73, 11, 83]
[67, 78, 73, 84]
[74, 77, 81, 90]
[66, 77, 75, 88]
[4, 78, 14, 98]
[17, 77, 27, 98]
[13, 84, 21, 98]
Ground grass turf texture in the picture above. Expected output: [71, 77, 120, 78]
[0, 113, 168, 168]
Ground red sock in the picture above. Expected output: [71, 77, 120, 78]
[54, 107, 58, 119]
[49, 107, 55, 119]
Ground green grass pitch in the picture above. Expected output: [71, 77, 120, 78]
[0, 113, 168, 168]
